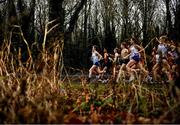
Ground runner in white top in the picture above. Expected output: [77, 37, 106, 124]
[152, 36, 171, 82]
[88, 45, 105, 82]
[157, 42, 168, 58]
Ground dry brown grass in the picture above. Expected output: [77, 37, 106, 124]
[0, 22, 180, 124]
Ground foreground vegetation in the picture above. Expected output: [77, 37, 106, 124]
[0, 41, 180, 124]
[0, 0, 180, 123]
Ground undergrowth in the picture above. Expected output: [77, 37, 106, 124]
[0, 26, 180, 124]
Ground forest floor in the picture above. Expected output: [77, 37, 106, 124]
[0, 70, 180, 124]
[60, 78, 180, 124]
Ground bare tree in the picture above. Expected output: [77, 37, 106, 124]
[101, 0, 116, 52]
[164, 0, 172, 34]
[174, 1, 180, 40]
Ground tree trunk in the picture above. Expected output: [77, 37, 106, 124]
[67, 0, 87, 33]
[122, 0, 129, 40]
[142, 0, 148, 46]
[84, 1, 88, 47]
[16, 0, 36, 45]
[174, 3, 180, 40]
[83, 0, 88, 67]
[102, 0, 116, 53]
[0, 10, 3, 46]
[3, 0, 17, 40]
[29, 0, 36, 44]
[165, 0, 172, 34]
[64, 0, 87, 66]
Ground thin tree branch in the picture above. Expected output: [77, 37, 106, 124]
[68, 0, 87, 33]
[42, 18, 59, 54]
[47, 23, 60, 34]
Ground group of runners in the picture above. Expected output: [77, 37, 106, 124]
[88, 36, 180, 84]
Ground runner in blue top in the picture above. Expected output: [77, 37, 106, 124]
[126, 38, 149, 82]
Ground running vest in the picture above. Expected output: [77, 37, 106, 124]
[91, 52, 99, 64]
[129, 46, 140, 60]
[157, 44, 167, 58]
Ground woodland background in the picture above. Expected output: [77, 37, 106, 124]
[0, 0, 180, 68]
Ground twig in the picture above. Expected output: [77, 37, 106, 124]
[102, 93, 113, 101]
[143, 37, 157, 67]
[42, 18, 59, 55]
[11, 25, 33, 69]
[47, 24, 60, 34]
[151, 93, 155, 111]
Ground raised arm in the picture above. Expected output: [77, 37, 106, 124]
[156, 37, 161, 44]
[135, 44, 145, 53]
[114, 53, 119, 62]
[95, 51, 103, 60]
